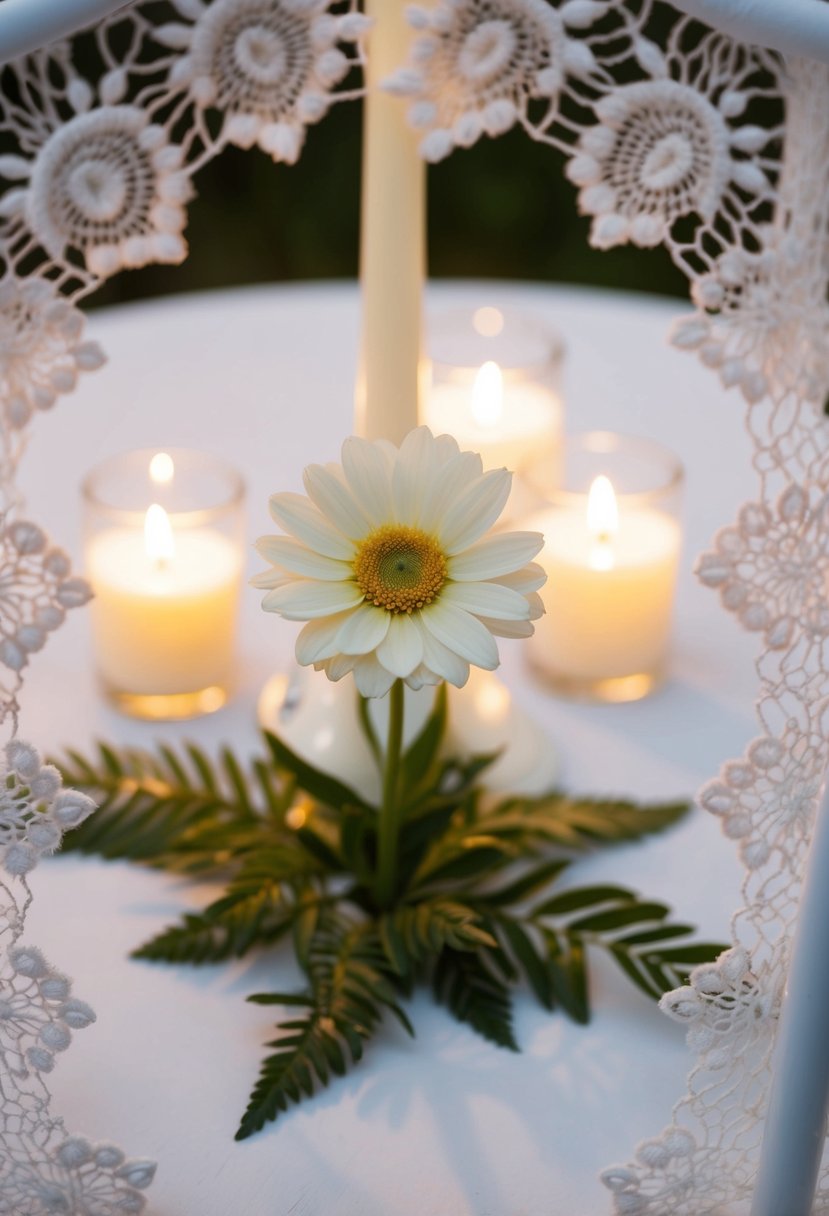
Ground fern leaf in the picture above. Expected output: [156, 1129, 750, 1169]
[236, 1009, 343, 1138]
[237, 918, 408, 1136]
[53, 738, 285, 871]
[528, 886, 725, 1006]
[377, 899, 496, 975]
[132, 884, 293, 964]
[492, 914, 554, 1010]
[433, 947, 518, 1051]
[479, 794, 689, 851]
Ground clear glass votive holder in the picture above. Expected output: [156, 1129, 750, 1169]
[423, 305, 565, 490]
[82, 448, 245, 720]
[525, 432, 684, 704]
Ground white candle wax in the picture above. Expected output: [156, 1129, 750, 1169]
[528, 502, 680, 683]
[357, 0, 424, 442]
[425, 369, 563, 473]
[87, 527, 241, 696]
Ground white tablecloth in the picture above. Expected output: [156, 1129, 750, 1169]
[20, 281, 757, 1215]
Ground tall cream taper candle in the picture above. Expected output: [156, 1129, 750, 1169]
[356, 0, 425, 443]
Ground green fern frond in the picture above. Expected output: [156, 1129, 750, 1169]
[236, 918, 412, 1138]
[132, 882, 297, 965]
[527, 886, 722, 1006]
[433, 947, 518, 1051]
[377, 899, 496, 975]
[479, 793, 689, 850]
[53, 739, 289, 872]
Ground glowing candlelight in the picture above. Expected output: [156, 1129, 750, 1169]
[144, 504, 175, 566]
[527, 434, 683, 702]
[148, 451, 175, 485]
[471, 361, 503, 428]
[84, 448, 244, 719]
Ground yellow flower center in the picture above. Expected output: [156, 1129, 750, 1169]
[354, 524, 447, 614]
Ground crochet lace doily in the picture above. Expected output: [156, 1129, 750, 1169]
[0, 1, 826, 1212]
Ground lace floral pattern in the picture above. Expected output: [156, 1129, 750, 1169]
[567, 79, 769, 250]
[169, 0, 371, 161]
[0, 520, 91, 725]
[0, 778, 154, 1215]
[23, 105, 192, 278]
[385, 0, 593, 161]
[696, 487, 829, 650]
[0, 0, 367, 304]
[1, 1137, 155, 1216]
[0, 275, 105, 433]
[673, 233, 829, 406]
[395, 0, 784, 318]
[0, 740, 96, 878]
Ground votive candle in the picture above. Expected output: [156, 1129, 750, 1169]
[424, 306, 564, 484]
[526, 432, 683, 703]
[83, 448, 245, 719]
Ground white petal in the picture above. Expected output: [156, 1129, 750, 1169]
[303, 463, 372, 540]
[404, 665, 432, 691]
[255, 536, 352, 580]
[421, 600, 499, 669]
[525, 591, 545, 620]
[296, 610, 357, 664]
[335, 603, 390, 654]
[377, 612, 423, 677]
[353, 654, 397, 698]
[250, 568, 292, 589]
[415, 616, 470, 687]
[433, 432, 461, 464]
[392, 426, 439, 526]
[322, 652, 358, 680]
[477, 616, 535, 639]
[438, 468, 513, 554]
[261, 585, 294, 610]
[264, 580, 363, 620]
[442, 581, 530, 620]
[448, 531, 544, 581]
[493, 562, 547, 594]
[269, 493, 354, 560]
[418, 450, 484, 534]
[341, 436, 393, 526]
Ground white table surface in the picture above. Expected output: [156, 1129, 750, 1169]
[19, 281, 759, 1215]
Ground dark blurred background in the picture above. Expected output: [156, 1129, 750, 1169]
[92, 105, 688, 309]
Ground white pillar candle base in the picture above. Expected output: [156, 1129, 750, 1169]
[257, 665, 559, 806]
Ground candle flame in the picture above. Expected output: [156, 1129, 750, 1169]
[472, 306, 504, 338]
[149, 452, 174, 484]
[586, 475, 618, 540]
[144, 503, 175, 564]
[472, 361, 503, 428]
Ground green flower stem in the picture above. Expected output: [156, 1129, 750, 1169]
[375, 678, 405, 910]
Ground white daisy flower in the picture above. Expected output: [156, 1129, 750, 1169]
[255, 426, 546, 698]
